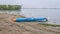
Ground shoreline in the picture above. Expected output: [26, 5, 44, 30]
[0, 13, 60, 26]
[0, 13, 60, 34]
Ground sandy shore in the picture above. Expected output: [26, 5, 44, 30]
[0, 13, 60, 34]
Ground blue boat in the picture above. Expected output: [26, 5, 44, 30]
[14, 17, 48, 22]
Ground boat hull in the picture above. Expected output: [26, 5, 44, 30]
[15, 18, 48, 22]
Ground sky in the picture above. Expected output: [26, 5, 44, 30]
[0, 0, 60, 8]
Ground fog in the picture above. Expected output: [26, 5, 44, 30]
[0, 0, 60, 8]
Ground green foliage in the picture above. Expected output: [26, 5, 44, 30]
[0, 5, 21, 10]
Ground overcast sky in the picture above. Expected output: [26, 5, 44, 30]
[0, 0, 60, 8]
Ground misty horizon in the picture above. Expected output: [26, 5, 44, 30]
[0, 0, 60, 8]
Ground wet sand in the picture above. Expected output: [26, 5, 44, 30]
[0, 13, 60, 34]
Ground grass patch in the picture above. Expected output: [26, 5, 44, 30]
[38, 23, 60, 27]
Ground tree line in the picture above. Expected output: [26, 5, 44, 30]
[0, 5, 21, 10]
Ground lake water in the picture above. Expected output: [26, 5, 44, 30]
[0, 9, 60, 24]
[21, 9, 60, 24]
[0, 0, 60, 24]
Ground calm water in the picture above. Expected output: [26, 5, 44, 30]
[0, 0, 60, 24]
[0, 9, 60, 24]
[21, 9, 60, 24]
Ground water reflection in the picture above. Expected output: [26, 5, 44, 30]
[0, 10, 21, 15]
